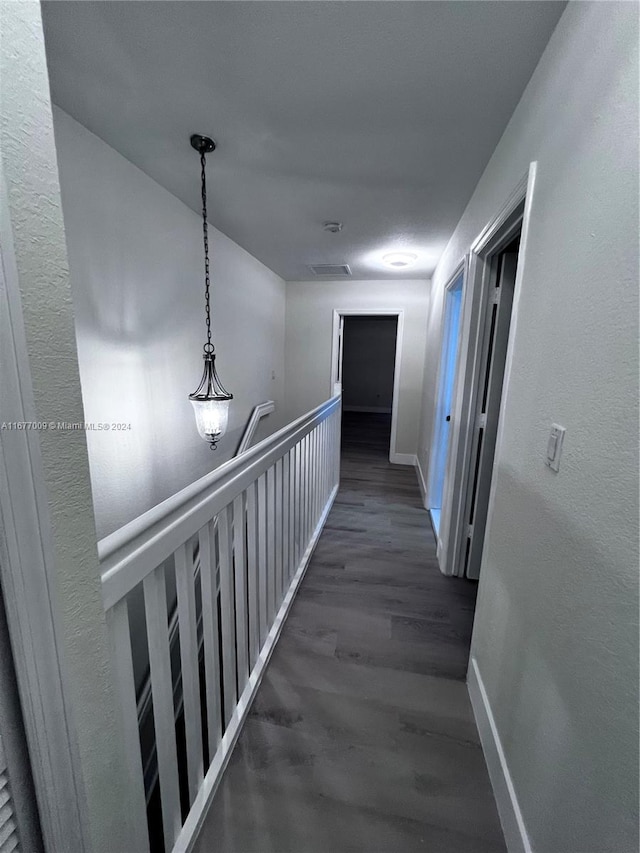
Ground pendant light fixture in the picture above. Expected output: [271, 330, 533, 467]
[188, 134, 232, 449]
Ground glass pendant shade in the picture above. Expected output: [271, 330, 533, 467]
[189, 350, 232, 449]
[190, 397, 230, 444]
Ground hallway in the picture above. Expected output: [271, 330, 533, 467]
[193, 413, 505, 853]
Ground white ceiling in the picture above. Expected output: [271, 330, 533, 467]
[42, 1, 565, 281]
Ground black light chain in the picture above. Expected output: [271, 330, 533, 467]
[200, 149, 214, 355]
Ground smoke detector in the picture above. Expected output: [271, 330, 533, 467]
[323, 221, 343, 233]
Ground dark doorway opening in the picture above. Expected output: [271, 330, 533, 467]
[339, 315, 398, 461]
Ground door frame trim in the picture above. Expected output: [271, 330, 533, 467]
[330, 309, 404, 463]
[0, 170, 89, 850]
[438, 163, 538, 576]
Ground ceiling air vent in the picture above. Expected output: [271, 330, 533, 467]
[308, 264, 352, 277]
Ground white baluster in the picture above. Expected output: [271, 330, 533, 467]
[303, 434, 310, 543]
[143, 564, 181, 851]
[245, 482, 260, 669]
[322, 418, 328, 502]
[275, 457, 284, 608]
[256, 473, 268, 646]
[174, 542, 204, 803]
[266, 465, 276, 625]
[199, 521, 222, 758]
[294, 442, 301, 566]
[282, 451, 290, 584]
[232, 494, 249, 695]
[105, 601, 150, 852]
[288, 448, 296, 582]
[314, 426, 320, 522]
[217, 504, 237, 727]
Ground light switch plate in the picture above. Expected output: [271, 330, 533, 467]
[545, 423, 565, 472]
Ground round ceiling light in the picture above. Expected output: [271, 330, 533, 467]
[382, 251, 418, 269]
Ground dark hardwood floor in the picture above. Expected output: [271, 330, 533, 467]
[193, 412, 506, 853]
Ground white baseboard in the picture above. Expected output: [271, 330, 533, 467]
[343, 405, 392, 414]
[415, 456, 428, 508]
[389, 452, 416, 466]
[467, 657, 532, 853]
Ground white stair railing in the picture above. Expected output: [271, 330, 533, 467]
[133, 400, 274, 801]
[236, 400, 275, 455]
[98, 394, 341, 853]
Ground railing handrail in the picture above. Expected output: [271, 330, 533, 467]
[235, 400, 275, 456]
[99, 394, 340, 610]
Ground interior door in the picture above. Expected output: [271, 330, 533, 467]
[428, 273, 464, 536]
[462, 238, 520, 579]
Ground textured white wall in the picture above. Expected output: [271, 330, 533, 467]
[418, 3, 639, 850]
[285, 279, 429, 457]
[0, 5, 139, 850]
[53, 109, 286, 539]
